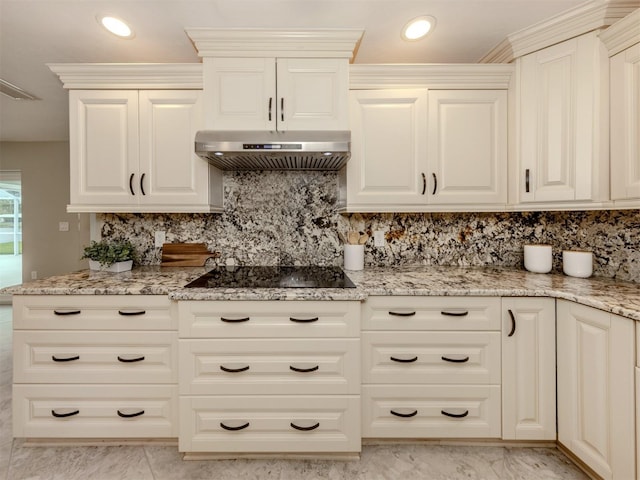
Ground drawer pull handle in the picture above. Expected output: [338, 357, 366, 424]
[390, 409, 418, 418]
[52, 355, 80, 362]
[220, 421, 250, 431]
[51, 409, 79, 418]
[441, 409, 469, 419]
[117, 355, 145, 363]
[221, 317, 250, 323]
[508, 309, 517, 337]
[53, 310, 81, 316]
[117, 409, 145, 418]
[118, 310, 146, 316]
[289, 317, 319, 323]
[441, 355, 470, 363]
[289, 365, 319, 373]
[440, 310, 469, 317]
[220, 365, 250, 373]
[388, 311, 416, 317]
[290, 422, 320, 431]
[390, 356, 418, 363]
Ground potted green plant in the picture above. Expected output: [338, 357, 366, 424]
[82, 239, 137, 272]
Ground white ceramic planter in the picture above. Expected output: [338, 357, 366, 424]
[88, 260, 133, 273]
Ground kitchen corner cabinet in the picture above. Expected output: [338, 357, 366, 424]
[68, 90, 222, 213]
[501, 298, 556, 441]
[557, 300, 635, 480]
[516, 31, 609, 206]
[343, 88, 507, 212]
[203, 57, 349, 131]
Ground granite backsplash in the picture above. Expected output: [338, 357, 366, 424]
[98, 171, 640, 283]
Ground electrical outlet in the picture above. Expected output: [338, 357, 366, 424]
[154, 231, 166, 248]
[374, 230, 386, 247]
[58, 221, 69, 232]
[31, 271, 37, 280]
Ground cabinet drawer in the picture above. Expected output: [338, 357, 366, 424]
[362, 331, 500, 385]
[179, 301, 360, 338]
[13, 331, 177, 384]
[362, 297, 500, 331]
[13, 385, 178, 438]
[179, 395, 360, 453]
[13, 295, 177, 330]
[179, 338, 359, 395]
[362, 385, 501, 438]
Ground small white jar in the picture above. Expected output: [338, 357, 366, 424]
[344, 244, 364, 271]
[523, 244, 552, 273]
[562, 250, 593, 278]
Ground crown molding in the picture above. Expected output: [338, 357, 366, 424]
[480, 0, 640, 63]
[349, 64, 514, 90]
[48, 64, 203, 89]
[599, 8, 640, 55]
[185, 28, 364, 61]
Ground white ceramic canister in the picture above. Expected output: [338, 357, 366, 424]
[344, 244, 364, 271]
[562, 250, 593, 278]
[523, 244, 552, 273]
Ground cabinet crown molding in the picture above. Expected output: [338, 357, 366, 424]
[48, 64, 203, 89]
[185, 28, 364, 61]
[480, 0, 639, 63]
[599, 8, 640, 55]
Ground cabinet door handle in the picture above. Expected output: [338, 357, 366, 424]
[289, 365, 319, 373]
[140, 173, 146, 196]
[421, 172, 426, 195]
[280, 97, 284, 122]
[440, 310, 469, 317]
[441, 355, 469, 363]
[390, 355, 418, 363]
[51, 409, 79, 418]
[432, 173, 438, 195]
[388, 310, 416, 317]
[290, 421, 320, 431]
[129, 173, 135, 195]
[117, 409, 145, 418]
[390, 409, 418, 418]
[118, 310, 146, 316]
[441, 409, 469, 419]
[117, 355, 145, 363]
[52, 355, 80, 362]
[525, 169, 530, 193]
[220, 421, 250, 431]
[54, 310, 81, 316]
[507, 309, 516, 337]
[268, 97, 273, 121]
[220, 317, 250, 323]
[289, 316, 319, 323]
[220, 365, 250, 373]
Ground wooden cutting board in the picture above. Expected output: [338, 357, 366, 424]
[161, 243, 219, 267]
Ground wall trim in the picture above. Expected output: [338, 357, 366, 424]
[599, 8, 640, 56]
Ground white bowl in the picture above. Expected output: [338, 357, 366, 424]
[562, 251, 592, 278]
[524, 244, 552, 273]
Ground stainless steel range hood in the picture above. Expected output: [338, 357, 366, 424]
[195, 130, 350, 171]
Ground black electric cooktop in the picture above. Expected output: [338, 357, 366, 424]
[184, 266, 356, 289]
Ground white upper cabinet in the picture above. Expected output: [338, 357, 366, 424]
[516, 31, 609, 206]
[204, 57, 349, 132]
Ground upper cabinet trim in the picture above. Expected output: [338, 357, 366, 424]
[599, 9, 640, 56]
[480, 0, 639, 63]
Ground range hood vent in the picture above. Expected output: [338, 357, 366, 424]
[195, 130, 350, 171]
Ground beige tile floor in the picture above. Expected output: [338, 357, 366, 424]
[0, 304, 589, 480]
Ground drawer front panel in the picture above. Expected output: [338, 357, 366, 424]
[179, 338, 360, 395]
[362, 296, 501, 331]
[179, 395, 360, 452]
[13, 295, 177, 330]
[13, 385, 178, 438]
[362, 385, 501, 438]
[14, 331, 177, 384]
[362, 331, 501, 384]
[179, 301, 360, 338]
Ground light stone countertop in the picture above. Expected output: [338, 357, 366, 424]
[3, 265, 640, 320]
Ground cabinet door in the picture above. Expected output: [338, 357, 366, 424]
[501, 298, 555, 441]
[427, 90, 507, 205]
[138, 90, 209, 206]
[518, 32, 608, 203]
[557, 300, 635, 480]
[610, 43, 640, 201]
[69, 90, 139, 206]
[276, 58, 349, 131]
[203, 57, 276, 130]
[347, 89, 428, 206]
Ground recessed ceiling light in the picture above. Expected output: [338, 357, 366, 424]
[401, 15, 436, 41]
[97, 15, 134, 39]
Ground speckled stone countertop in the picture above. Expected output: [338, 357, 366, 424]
[3, 265, 640, 320]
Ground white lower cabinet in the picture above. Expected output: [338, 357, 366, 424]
[178, 300, 361, 454]
[557, 300, 635, 480]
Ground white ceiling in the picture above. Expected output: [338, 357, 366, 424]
[0, 0, 587, 143]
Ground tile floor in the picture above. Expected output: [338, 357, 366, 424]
[0, 304, 589, 480]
